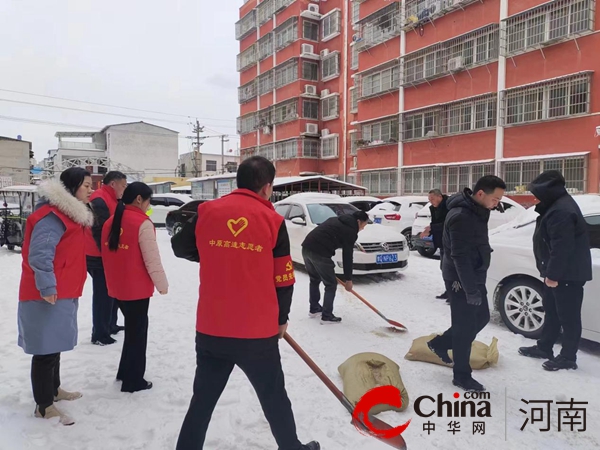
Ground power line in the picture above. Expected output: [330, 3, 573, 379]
[0, 88, 236, 123]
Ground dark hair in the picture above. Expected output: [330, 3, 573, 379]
[103, 171, 127, 185]
[428, 189, 443, 196]
[473, 175, 507, 195]
[108, 182, 153, 251]
[60, 167, 91, 197]
[236, 156, 276, 193]
[353, 210, 369, 222]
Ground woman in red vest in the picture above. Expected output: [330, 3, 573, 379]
[18, 167, 94, 426]
[101, 182, 168, 393]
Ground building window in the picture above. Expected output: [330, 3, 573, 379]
[238, 80, 257, 104]
[322, 10, 341, 41]
[302, 61, 319, 81]
[303, 20, 319, 41]
[349, 87, 358, 113]
[502, 73, 591, 126]
[258, 71, 274, 95]
[237, 113, 257, 135]
[360, 170, 398, 195]
[360, 63, 400, 98]
[274, 59, 299, 88]
[321, 135, 339, 159]
[302, 139, 320, 158]
[275, 17, 298, 50]
[350, 131, 359, 155]
[258, 33, 274, 61]
[351, 1, 360, 24]
[257, 0, 274, 26]
[322, 95, 339, 121]
[258, 108, 272, 128]
[272, 99, 298, 124]
[402, 93, 497, 141]
[504, 0, 594, 56]
[236, 44, 258, 72]
[257, 143, 274, 161]
[351, 45, 359, 70]
[402, 24, 499, 86]
[356, 2, 400, 51]
[321, 52, 340, 80]
[302, 99, 319, 119]
[236, 10, 257, 40]
[402, 167, 441, 195]
[275, 139, 299, 160]
[206, 160, 217, 172]
[501, 156, 586, 194]
[361, 118, 399, 147]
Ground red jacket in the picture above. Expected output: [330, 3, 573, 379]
[101, 206, 155, 301]
[86, 185, 119, 257]
[195, 189, 295, 339]
[19, 205, 87, 301]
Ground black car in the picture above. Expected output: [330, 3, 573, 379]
[166, 200, 209, 236]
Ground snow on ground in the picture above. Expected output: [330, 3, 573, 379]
[1, 230, 599, 450]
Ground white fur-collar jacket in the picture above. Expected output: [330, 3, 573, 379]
[36, 180, 94, 227]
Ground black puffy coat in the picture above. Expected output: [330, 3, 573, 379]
[441, 189, 492, 305]
[530, 171, 592, 283]
[429, 195, 449, 249]
[302, 214, 359, 280]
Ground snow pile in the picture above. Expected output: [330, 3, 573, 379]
[0, 231, 598, 449]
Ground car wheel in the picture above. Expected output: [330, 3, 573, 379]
[173, 223, 183, 236]
[498, 278, 545, 339]
[402, 229, 415, 251]
[417, 246, 436, 258]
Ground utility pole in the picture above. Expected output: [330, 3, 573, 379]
[221, 135, 229, 174]
[187, 119, 205, 177]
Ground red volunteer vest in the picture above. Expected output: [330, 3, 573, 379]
[19, 205, 87, 301]
[195, 189, 294, 339]
[86, 185, 119, 257]
[101, 206, 155, 301]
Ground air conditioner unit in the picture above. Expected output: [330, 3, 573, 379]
[320, 49, 330, 58]
[321, 129, 330, 137]
[308, 4, 319, 14]
[263, 126, 271, 135]
[320, 89, 330, 98]
[305, 84, 317, 95]
[448, 56, 464, 71]
[306, 123, 319, 135]
[301, 43, 315, 55]
[426, 130, 438, 137]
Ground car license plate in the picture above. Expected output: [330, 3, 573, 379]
[374, 218, 382, 224]
[376, 253, 398, 264]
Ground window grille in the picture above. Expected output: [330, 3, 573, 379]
[321, 52, 340, 80]
[502, 72, 591, 126]
[321, 135, 339, 159]
[303, 20, 319, 41]
[274, 59, 299, 89]
[503, 0, 595, 56]
[359, 62, 400, 99]
[237, 44, 258, 72]
[236, 10, 257, 40]
[322, 10, 342, 40]
[275, 17, 298, 50]
[302, 99, 319, 119]
[403, 0, 481, 31]
[356, 3, 401, 51]
[302, 61, 319, 81]
[322, 95, 340, 121]
[258, 33, 274, 61]
[501, 156, 586, 193]
[237, 113, 258, 135]
[360, 170, 398, 195]
[238, 80, 257, 104]
[360, 118, 400, 147]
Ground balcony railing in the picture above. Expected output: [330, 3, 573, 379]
[58, 141, 106, 151]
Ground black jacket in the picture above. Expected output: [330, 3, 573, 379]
[429, 195, 449, 248]
[530, 171, 592, 283]
[86, 197, 112, 270]
[301, 214, 359, 280]
[441, 188, 492, 304]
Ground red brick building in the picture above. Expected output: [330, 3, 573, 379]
[236, 0, 600, 199]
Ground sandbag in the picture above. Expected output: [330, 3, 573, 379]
[404, 334, 499, 370]
[338, 352, 409, 415]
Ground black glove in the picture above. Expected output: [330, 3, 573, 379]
[466, 291, 482, 306]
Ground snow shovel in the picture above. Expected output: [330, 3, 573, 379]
[284, 333, 408, 450]
[336, 278, 408, 332]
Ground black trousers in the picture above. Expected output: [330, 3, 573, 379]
[302, 247, 337, 317]
[116, 299, 150, 392]
[430, 280, 490, 380]
[31, 353, 61, 413]
[88, 266, 119, 341]
[537, 282, 585, 361]
[176, 333, 303, 450]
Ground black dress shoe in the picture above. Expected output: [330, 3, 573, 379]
[110, 325, 125, 335]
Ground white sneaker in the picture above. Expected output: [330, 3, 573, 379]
[35, 404, 75, 426]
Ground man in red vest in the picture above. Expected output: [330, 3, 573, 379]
[173, 156, 319, 450]
[86, 171, 127, 345]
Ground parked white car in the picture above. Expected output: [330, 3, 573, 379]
[411, 196, 525, 257]
[486, 194, 600, 343]
[367, 196, 429, 249]
[342, 195, 383, 213]
[274, 193, 409, 275]
[149, 193, 193, 226]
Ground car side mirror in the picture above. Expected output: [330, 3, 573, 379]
[291, 217, 306, 226]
